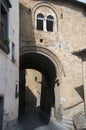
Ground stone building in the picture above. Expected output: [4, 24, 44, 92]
[73, 49, 86, 130]
[0, 0, 19, 130]
[19, 0, 86, 122]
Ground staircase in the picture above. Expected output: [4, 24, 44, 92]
[61, 117, 75, 130]
[73, 111, 86, 130]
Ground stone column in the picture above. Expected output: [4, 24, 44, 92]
[82, 60, 86, 112]
[54, 82, 60, 120]
[44, 18, 47, 31]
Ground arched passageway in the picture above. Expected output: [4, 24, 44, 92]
[19, 46, 63, 120]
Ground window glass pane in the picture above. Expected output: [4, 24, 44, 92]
[47, 15, 54, 32]
[47, 21, 53, 32]
[37, 19, 43, 30]
[37, 14, 44, 31]
[37, 14, 44, 19]
[47, 15, 54, 21]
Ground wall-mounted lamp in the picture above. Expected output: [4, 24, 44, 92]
[55, 79, 60, 86]
[60, 13, 63, 19]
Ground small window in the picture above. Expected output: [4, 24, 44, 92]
[35, 76, 37, 81]
[0, 1, 11, 39]
[47, 15, 54, 32]
[37, 14, 44, 31]
[1, 5, 8, 38]
[40, 39, 43, 42]
[12, 43, 15, 63]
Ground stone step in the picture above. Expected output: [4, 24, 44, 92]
[62, 123, 74, 130]
[61, 118, 75, 130]
[73, 111, 86, 130]
[62, 120, 73, 125]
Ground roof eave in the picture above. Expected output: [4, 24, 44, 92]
[72, 49, 86, 59]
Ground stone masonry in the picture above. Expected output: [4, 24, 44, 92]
[19, 0, 86, 119]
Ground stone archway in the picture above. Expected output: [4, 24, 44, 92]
[19, 46, 64, 119]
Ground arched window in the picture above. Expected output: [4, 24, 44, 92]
[47, 15, 54, 32]
[37, 14, 44, 31]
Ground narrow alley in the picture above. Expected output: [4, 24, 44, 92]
[0, 0, 86, 130]
[17, 106, 67, 130]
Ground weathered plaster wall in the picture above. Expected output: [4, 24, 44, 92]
[0, 0, 19, 126]
[0, 50, 19, 121]
[9, 0, 19, 66]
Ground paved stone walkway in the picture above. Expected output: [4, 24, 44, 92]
[17, 107, 68, 130]
[73, 111, 86, 130]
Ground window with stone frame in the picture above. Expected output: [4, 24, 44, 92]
[37, 13, 54, 32]
[37, 13, 44, 31]
[47, 15, 54, 32]
[0, 0, 11, 39]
